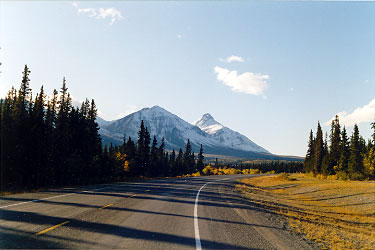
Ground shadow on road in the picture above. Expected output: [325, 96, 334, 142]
[0, 176, 274, 249]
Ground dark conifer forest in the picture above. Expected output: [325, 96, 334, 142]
[304, 116, 375, 180]
[0, 66, 314, 192]
[0, 66, 207, 191]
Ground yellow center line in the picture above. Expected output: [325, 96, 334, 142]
[35, 221, 70, 236]
[130, 194, 136, 198]
[145, 190, 150, 192]
[98, 203, 113, 210]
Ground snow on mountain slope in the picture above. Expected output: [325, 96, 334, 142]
[101, 106, 220, 150]
[96, 116, 112, 127]
[193, 113, 269, 153]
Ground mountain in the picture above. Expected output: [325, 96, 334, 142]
[96, 116, 112, 127]
[98, 106, 299, 160]
[193, 113, 269, 154]
[100, 106, 220, 151]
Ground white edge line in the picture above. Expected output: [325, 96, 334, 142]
[0, 184, 122, 209]
[194, 178, 229, 250]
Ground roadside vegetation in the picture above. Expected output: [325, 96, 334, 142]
[0, 66, 204, 192]
[0, 65, 302, 193]
[237, 174, 375, 250]
[304, 116, 375, 180]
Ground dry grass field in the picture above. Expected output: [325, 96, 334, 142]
[237, 174, 375, 250]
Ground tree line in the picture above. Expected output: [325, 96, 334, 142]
[304, 115, 375, 180]
[107, 120, 205, 179]
[234, 160, 303, 173]
[1, 65, 310, 192]
[0, 65, 206, 191]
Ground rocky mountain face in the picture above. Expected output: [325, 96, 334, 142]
[98, 106, 286, 160]
[193, 113, 269, 153]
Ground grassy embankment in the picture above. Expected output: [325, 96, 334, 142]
[237, 174, 375, 250]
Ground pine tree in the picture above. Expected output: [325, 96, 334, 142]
[304, 130, 315, 173]
[169, 149, 176, 176]
[158, 137, 167, 176]
[197, 144, 205, 172]
[12, 65, 32, 188]
[31, 86, 47, 187]
[125, 137, 136, 176]
[135, 121, 150, 176]
[150, 136, 158, 177]
[314, 122, 324, 175]
[183, 139, 194, 174]
[55, 78, 73, 185]
[176, 148, 183, 176]
[329, 115, 341, 172]
[348, 124, 364, 179]
[338, 126, 350, 174]
[45, 89, 58, 185]
[321, 132, 330, 175]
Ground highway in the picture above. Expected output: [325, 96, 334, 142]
[0, 175, 316, 249]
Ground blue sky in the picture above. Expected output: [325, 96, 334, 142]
[0, 1, 374, 156]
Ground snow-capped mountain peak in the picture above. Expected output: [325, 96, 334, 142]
[193, 113, 269, 154]
[193, 113, 224, 135]
[99, 105, 270, 157]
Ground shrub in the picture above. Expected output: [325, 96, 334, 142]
[265, 170, 276, 174]
[192, 172, 201, 177]
[326, 174, 338, 180]
[349, 171, 365, 181]
[337, 171, 349, 180]
[202, 166, 212, 175]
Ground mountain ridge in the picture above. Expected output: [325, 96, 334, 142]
[192, 113, 269, 154]
[98, 106, 300, 160]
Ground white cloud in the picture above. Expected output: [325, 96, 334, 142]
[116, 105, 138, 119]
[73, 3, 123, 25]
[325, 98, 375, 126]
[177, 34, 183, 39]
[78, 8, 97, 17]
[219, 55, 245, 63]
[214, 66, 269, 96]
[290, 87, 294, 91]
[98, 8, 123, 25]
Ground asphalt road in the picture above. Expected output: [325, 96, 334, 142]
[0, 175, 316, 249]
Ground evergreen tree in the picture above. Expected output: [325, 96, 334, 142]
[304, 130, 315, 173]
[313, 122, 324, 175]
[12, 65, 32, 187]
[348, 124, 364, 179]
[169, 149, 176, 176]
[197, 144, 205, 172]
[329, 115, 341, 171]
[338, 126, 350, 174]
[183, 139, 194, 174]
[158, 137, 168, 176]
[31, 86, 47, 187]
[176, 148, 183, 176]
[45, 89, 58, 185]
[135, 121, 150, 176]
[150, 136, 158, 176]
[55, 78, 73, 185]
[321, 132, 331, 175]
